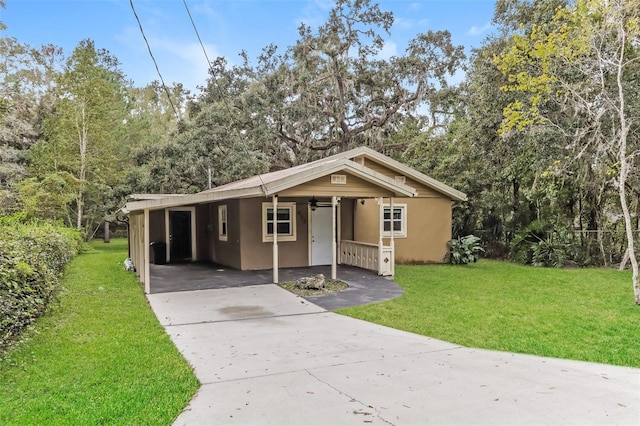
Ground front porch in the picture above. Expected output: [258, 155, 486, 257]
[149, 262, 403, 310]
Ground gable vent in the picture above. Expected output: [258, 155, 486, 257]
[331, 174, 347, 184]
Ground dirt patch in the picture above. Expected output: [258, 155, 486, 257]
[279, 280, 349, 297]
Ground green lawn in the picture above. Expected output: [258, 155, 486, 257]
[0, 240, 199, 425]
[338, 260, 640, 368]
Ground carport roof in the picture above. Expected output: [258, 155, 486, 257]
[125, 147, 466, 213]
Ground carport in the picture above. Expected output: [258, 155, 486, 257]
[149, 262, 404, 310]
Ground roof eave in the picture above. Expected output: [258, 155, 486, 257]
[262, 159, 417, 198]
[353, 149, 467, 201]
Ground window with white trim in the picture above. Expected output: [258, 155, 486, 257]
[383, 204, 407, 238]
[262, 202, 297, 242]
[218, 205, 228, 241]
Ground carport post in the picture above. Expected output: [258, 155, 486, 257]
[272, 195, 279, 284]
[144, 208, 150, 294]
[331, 196, 338, 280]
[390, 197, 395, 275]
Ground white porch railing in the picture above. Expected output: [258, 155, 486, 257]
[339, 240, 394, 276]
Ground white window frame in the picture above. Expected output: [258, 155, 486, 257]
[262, 202, 297, 242]
[383, 204, 407, 238]
[218, 205, 228, 241]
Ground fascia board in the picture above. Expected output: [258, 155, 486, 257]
[358, 150, 468, 201]
[346, 161, 418, 197]
[263, 159, 416, 197]
[126, 186, 265, 212]
[126, 193, 184, 201]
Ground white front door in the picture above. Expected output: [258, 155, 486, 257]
[311, 206, 333, 265]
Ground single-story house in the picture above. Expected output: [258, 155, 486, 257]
[124, 147, 467, 293]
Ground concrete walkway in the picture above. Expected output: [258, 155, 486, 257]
[148, 285, 640, 425]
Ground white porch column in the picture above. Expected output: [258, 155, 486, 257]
[377, 197, 384, 275]
[390, 197, 395, 275]
[331, 196, 338, 280]
[143, 208, 150, 294]
[272, 195, 279, 284]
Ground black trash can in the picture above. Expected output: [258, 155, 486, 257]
[150, 241, 167, 265]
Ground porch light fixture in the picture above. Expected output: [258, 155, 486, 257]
[309, 197, 318, 211]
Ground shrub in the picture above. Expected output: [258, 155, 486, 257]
[445, 234, 485, 264]
[510, 220, 581, 268]
[0, 217, 82, 352]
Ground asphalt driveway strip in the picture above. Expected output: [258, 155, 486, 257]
[147, 285, 640, 425]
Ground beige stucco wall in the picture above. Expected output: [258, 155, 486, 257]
[211, 199, 242, 269]
[239, 198, 310, 270]
[340, 198, 354, 241]
[149, 210, 165, 243]
[348, 156, 457, 264]
[360, 157, 442, 197]
[354, 197, 452, 263]
[278, 172, 394, 198]
[196, 204, 211, 261]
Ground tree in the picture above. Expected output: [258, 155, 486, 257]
[0, 1, 5, 31]
[131, 59, 269, 194]
[192, 0, 465, 170]
[0, 37, 62, 214]
[495, 0, 640, 303]
[29, 40, 130, 238]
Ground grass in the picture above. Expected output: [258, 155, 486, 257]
[338, 259, 640, 368]
[0, 239, 199, 425]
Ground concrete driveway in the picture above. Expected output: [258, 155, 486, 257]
[148, 285, 640, 425]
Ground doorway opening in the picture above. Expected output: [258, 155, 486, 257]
[166, 208, 196, 262]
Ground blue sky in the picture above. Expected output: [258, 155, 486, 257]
[1, 0, 497, 93]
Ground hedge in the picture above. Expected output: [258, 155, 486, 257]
[0, 217, 82, 352]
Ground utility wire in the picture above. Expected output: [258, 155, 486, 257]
[182, 0, 268, 193]
[130, 0, 180, 120]
[182, 0, 236, 121]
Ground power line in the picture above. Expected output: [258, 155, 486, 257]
[129, 0, 180, 120]
[182, 0, 268, 193]
[182, 0, 234, 119]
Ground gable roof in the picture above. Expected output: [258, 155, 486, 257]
[323, 147, 467, 202]
[125, 147, 466, 213]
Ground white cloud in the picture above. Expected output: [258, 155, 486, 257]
[468, 22, 492, 36]
[394, 17, 416, 29]
[153, 38, 221, 91]
[296, 0, 333, 29]
[117, 24, 220, 92]
[377, 41, 398, 60]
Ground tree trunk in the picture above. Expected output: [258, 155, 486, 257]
[618, 155, 639, 304]
[614, 51, 639, 304]
[76, 102, 88, 231]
